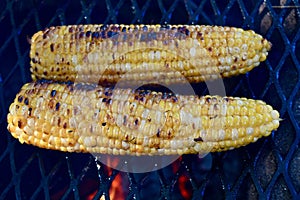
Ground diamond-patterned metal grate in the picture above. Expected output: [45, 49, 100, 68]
[0, 0, 299, 199]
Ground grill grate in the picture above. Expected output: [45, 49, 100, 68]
[0, 0, 300, 199]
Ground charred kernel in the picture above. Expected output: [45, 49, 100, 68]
[50, 44, 54, 52]
[92, 32, 99, 39]
[69, 27, 74, 33]
[32, 58, 38, 64]
[100, 24, 108, 31]
[28, 107, 32, 116]
[17, 120, 22, 128]
[51, 90, 56, 97]
[48, 99, 55, 109]
[79, 32, 85, 38]
[55, 102, 60, 111]
[194, 137, 203, 142]
[156, 129, 161, 137]
[134, 119, 139, 125]
[57, 117, 61, 126]
[205, 97, 211, 103]
[101, 31, 106, 39]
[185, 28, 190, 36]
[107, 31, 113, 37]
[102, 122, 106, 126]
[86, 31, 91, 37]
[63, 122, 67, 129]
[17, 96, 23, 103]
[24, 98, 29, 105]
[106, 99, 112, 104]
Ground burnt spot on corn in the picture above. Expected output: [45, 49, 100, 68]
[50, 44, 54, 52]
[24, 98, 29, 105]
[134, 118, 139, 126]
[48, 99, 55, 109]
[18, 96, 23, 103]
[17, 120, 23, 129]
[51, 90, 56, 97]
[86, 31, 91, 37]
[156, 129, 161, 137]
[194, 137, 203, 142]
[107, 99, 112, 105]
[100, 24, 109, 31]
[102, 122, 106, 126]
[63, 122, 67, 129]
[67, 129, 73, 134]
[69, 26, 75, 33]
[209, 115, 217, 119]
[167, 129, 173, 138]
[28, 107, 32, 116]
[55, 102, 60, 111]
[102, 98, 112, 105]
[102, 98, 108, 103]
[32, 58, 38, 64]
[92, 32, 100, 39]
[177, 26, 190, 36]
[205, 97, 211, 103]
[57, 117, 61, 126]
[79, 32, 85, 39]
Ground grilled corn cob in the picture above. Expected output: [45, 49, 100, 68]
[30, 24, 271, 85]
[7, 81, 280, 155]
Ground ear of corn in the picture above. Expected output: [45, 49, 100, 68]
[7, 81, 280, 155]
[30, 24, 271, 85]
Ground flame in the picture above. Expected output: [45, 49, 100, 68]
[99, 155, 192, 199]
[110, 173, 127, 200]
[178, 175, 192, 199]
[171, 156, 193, 199]
[100, 156, 128, 199]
